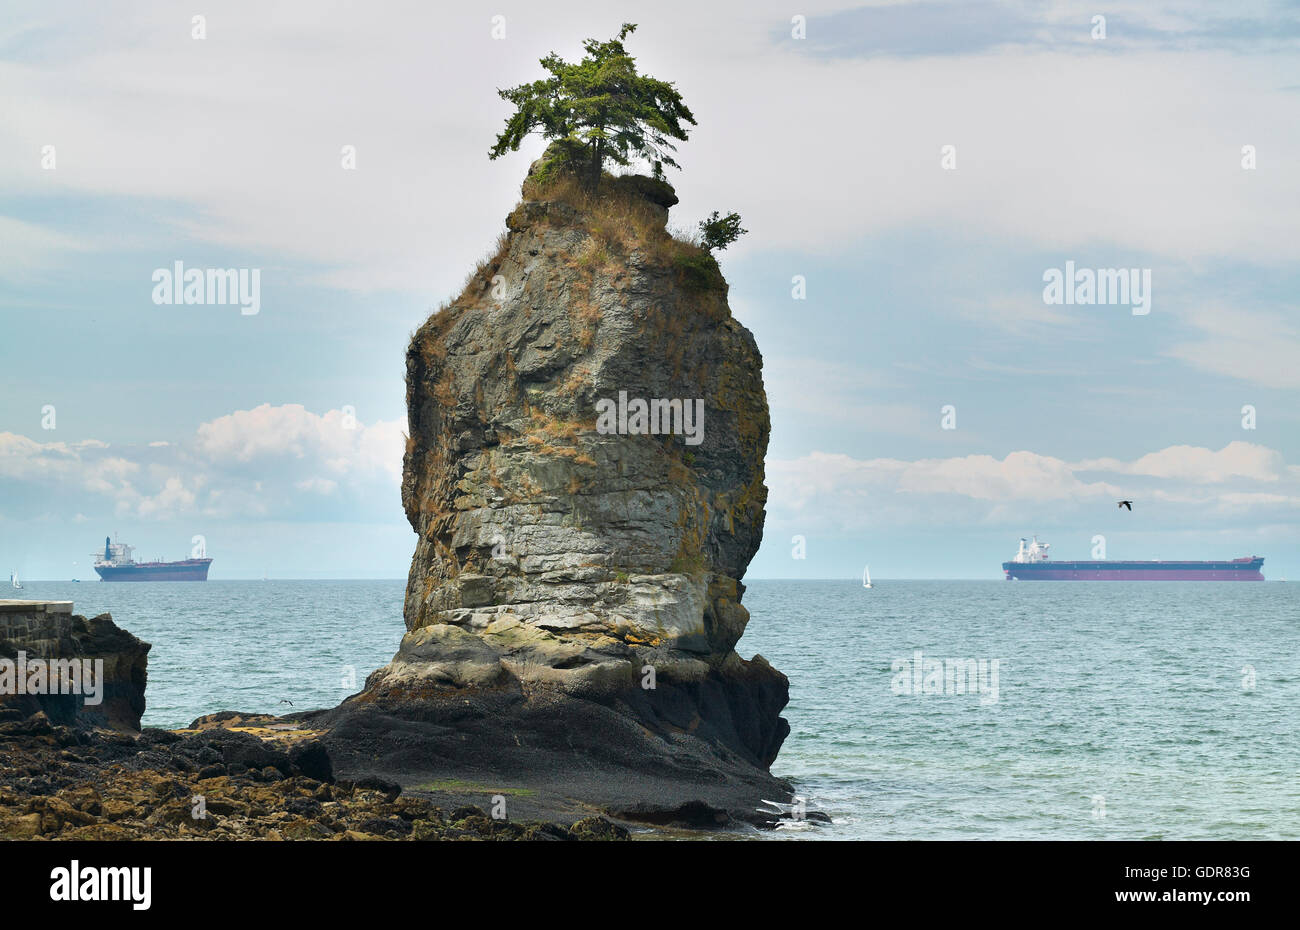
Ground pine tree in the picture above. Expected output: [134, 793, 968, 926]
[489, 24, 696, 190]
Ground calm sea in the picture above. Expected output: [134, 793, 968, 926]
[18, 578, 1300, 840]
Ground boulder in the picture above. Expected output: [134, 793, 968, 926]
[0, 602, 149, 732]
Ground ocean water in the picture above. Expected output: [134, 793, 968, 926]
[16, 578, 1300, 840]
[17, 580, 402, 733]
[740, 580, 1300, 840]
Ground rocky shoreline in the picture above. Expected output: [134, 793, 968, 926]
[0, 606, 629, 840]
[0, 605, 796, 839]
[0, 710, 629, 841]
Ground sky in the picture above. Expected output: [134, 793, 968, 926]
[1, 0, 1298, 579]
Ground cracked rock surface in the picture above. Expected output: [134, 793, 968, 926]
[308, 165, 791, 826]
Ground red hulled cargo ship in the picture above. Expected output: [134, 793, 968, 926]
[92, 537, 212, 582]
[1002, 537, 1264, 581]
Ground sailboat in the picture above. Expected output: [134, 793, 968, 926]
[10, 570, 22, 590]
[862, 564, 873, 589]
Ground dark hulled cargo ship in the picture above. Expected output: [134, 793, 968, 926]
[92, 537, 212, 582]
[1003, 537, 1264, 581]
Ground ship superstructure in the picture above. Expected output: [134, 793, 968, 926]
[92, 536, 212, 581]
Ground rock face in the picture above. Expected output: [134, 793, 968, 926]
[311, 164, 791, 823]
[0, 602, 149, 732]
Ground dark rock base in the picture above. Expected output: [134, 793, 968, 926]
[300, 674, 794, 829]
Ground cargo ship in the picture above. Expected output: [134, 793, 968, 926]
[92, 537, 212, 582]
[1003, 537, 1264, 581]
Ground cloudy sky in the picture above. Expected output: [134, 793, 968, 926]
[2, 0, 1297, 579]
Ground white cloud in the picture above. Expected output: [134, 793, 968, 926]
[196, 403, 404, 483]
[1, 1, 1297, 296]
[767, 442, 1299, 531]
[0, 404, 403, 522]
[81, 456, 140, 496]
[897, 450, 1118, 500]
[136, 476, 197, 520]
[0, 433, 109, 482]
[770, 448, 1118, 510]
[1073, 441, 1284, 483]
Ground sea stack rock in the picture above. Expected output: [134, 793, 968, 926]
[315, 161, 790, 823]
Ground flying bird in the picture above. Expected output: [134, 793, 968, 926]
[1117, 500, 1133, 511]
[278, 699, 294, 706]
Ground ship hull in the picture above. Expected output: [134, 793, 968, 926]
[1003, 558, 1263, 581]
[94, 559, 212, 582]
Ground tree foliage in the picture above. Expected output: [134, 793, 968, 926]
[488, 23, 697, 188]
[698, 211, 748, 252]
